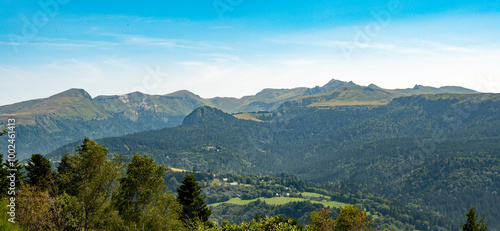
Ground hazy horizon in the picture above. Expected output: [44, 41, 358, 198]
[1, 0, 499, 105]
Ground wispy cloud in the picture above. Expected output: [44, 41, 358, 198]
[0, 37, 114, 48]
[99, 33, 234, 51]
[415, 39, 478, 53]
[197, 53, 241, 62]
[176, 61, 208, 67]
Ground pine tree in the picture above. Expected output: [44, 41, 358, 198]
[25, 154, 54, 190]
[56, 153, 76, 195]
[177, 173, 212, 225]
[462, 206, 488, 231]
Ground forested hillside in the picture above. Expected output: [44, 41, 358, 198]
[47, 93, 500, 229]
[2, 136, 472, 230]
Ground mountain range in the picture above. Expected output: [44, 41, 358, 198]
[0, 79, 477, 159]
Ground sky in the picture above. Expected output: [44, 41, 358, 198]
[0, 0, 499, 106]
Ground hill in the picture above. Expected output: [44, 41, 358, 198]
[46, 93, 500, 229]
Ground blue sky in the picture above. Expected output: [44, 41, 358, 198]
[0, 0, 499, 105]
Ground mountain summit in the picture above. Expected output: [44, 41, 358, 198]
[182, 106, 235, 126]
[50, 88, 92, 100]
[305, 79, 356, 95]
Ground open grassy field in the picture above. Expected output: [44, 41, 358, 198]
[301, 192, 331, 200]
[310, 100, 388, 107]
[233, 113, 264, 122]
[169, 167, 190, 172]
[209, 196, 347, 208]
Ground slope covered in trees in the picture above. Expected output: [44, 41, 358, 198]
[46, 93, 500, 229]
[0, 133, 494, 230]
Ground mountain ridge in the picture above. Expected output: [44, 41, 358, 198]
[0, 79, 479, 158]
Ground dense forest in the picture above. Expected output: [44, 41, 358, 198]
[46, 93, 500, 229]
[0, 136, 489, 230]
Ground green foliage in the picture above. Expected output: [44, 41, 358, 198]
[113, 154, 185, 230]
[177, 173, 212, 225]
[0, 138, 193, 230]
[16, 184, 55, 230]
[25, 153, 54, 190]
[3, 157, 24, 193]
[57, 138, 122, 230]
[462, 207, 488, 231]
[211, 200, 326, 226]
[0, 154, 9, 197]
[308, 205, 372, 231]
[335, 205, 372, 231]
[204, 215, 304, 231]
[0, 198, 24, 231]
[308, 208, 335, 231]
[0, 130, 8, 197]
[56, 153, 74, 194]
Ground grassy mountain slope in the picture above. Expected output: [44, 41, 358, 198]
[280, 84, 478, 108]
[0, 89, 107, 124]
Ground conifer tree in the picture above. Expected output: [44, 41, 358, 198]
[25, 153, 53, 190]
[462, 206, 488, 231]
[177, 173, 212, 225]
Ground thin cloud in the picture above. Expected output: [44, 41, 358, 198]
[0, 37, 114, 48]
[197, 53, 241, 62]
[417, 40, 478, 53]
[100, 33, 234, 50]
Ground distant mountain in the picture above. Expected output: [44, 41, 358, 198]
[0, 79, 477, 158]
[304, 79, 357, 95]
[280, 84, 478, 108]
